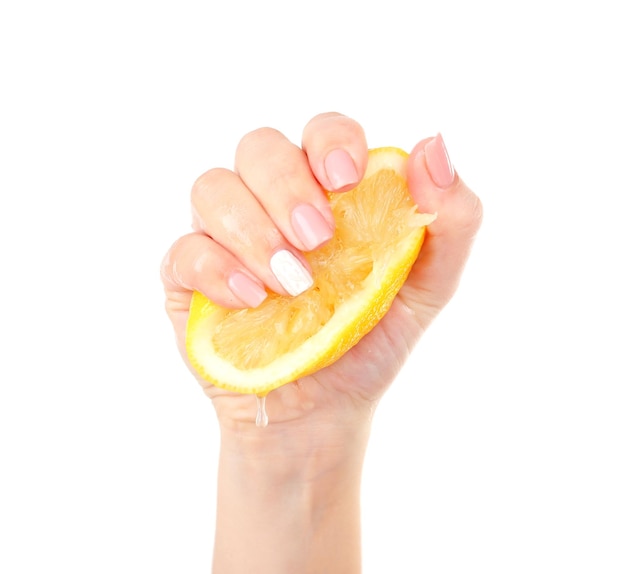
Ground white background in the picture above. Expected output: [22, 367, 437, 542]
[1, 1, 625, 572]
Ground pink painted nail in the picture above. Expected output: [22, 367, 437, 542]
[324, 149, 359, 191]
[424, 133, 455, 188]
[228, 272, 267, 308]
[291, 204, 334, 251]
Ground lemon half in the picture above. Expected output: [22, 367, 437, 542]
[186, 147, 435, 395]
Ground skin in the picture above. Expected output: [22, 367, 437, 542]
[161, 112, 482, 573]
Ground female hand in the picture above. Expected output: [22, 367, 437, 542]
[161, 112, 482, 432]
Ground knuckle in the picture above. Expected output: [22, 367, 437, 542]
[467, 193, 484, 231]
[160, 234, 191, 288]
[304, 111, 344, 131]
[191, 167, 232, 202]
[328, 114, 363, 136]
[236, 127, 284, 158]
[454, 187, 483, 238]
[267, 156, 301, 188]
[307, 112, 363, 139]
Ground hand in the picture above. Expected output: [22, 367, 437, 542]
[161, 112, 482, 432]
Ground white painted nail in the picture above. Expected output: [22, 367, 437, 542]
[270, 250, 314, 296]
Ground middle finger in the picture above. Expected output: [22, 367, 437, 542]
[235, 127, 335, 253]
[191, 167, 314, 297]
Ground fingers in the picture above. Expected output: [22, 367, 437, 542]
[191, 166, 313, 298]
[164, 115, 482, 322]
[405, 134, 483, 314]
[302, 112, 368, 192]
[162, 115, 371, 311]
[161, 232, 268, 309]
[235, 128, 334, 252]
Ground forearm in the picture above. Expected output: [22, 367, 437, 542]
[212, 420, 371, 574]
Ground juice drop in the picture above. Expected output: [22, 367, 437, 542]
[255, 394, 269, 428]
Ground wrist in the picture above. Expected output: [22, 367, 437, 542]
[212, 389, 374, 479]
[218, 413, 371, 484]
[214, 416, 370, 573]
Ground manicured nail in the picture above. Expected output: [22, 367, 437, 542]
[228, 272, 267, 308]
[291, 204, 334, 251]
[424, 133, 455, 188]
[270, 250, 314, 296]
[324, 149, 359, 191]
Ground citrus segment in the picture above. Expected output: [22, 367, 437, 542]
[186, 147, 436, 395]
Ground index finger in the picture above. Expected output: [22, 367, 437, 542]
[302, 112, 369, 192]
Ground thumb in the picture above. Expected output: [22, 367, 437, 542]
[403, 134, 483, 319]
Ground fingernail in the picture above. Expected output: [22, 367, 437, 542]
[270, 250, 314, 296]
[291, 204, 334, 251]
[228, 272, 268, 308]
[324, 149, 359, 191]
[424, 133, 455, 188]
